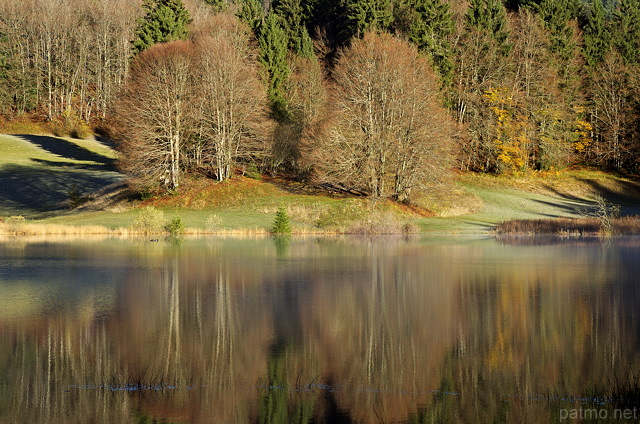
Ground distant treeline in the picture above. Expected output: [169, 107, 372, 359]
[1, 0, 639, 199]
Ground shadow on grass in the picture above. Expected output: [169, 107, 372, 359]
[578, 178, 640, 216]
[12, 134, 115, 166]
[0, 163, 123, 218]
[31, 157, 115, 172]
[530, 198, 592, 218]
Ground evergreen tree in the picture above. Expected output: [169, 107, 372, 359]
[466, 0, 510, 54]
[271, 207, 292, 234]
[273, 0, 315, 57]
[583, 0, 610, 67]
[258, 12, 291, 119]
[132, 0, 192, 55]
[204, 0, 228, 13]
[535, 0, 580, 62]
[344, 0, 394, 37]
[238, 0, 264, 33]
[302, 0, 351, 51]
[504, 0, 532, 11]
[406, 0, 454, 86]
[612, 0, 640, 65]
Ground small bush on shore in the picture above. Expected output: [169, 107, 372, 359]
[132, 206, 166, 234]
[4, 216, 27, 235]
[347, 210, 418, 234]
[164, 216, 184, 236]
[205, 214, 223, 232]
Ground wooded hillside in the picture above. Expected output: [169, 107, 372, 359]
[0, 0, 638, 202]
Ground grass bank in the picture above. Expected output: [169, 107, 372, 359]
[2, 133, 640, 236]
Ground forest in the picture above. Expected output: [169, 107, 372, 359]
[0, 0, 638, 203]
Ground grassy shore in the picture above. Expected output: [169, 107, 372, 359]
[2, 133, 640, 236]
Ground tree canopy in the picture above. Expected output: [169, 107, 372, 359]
[132, 0, 192, 54]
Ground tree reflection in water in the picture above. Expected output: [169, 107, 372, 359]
[0, 237, 639, 423]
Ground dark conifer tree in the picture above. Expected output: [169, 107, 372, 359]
[273, 0, 314, 57]
[466, 0, 511, 54]
[258, 12, 291, 119]
[535, 0, 580, 62]
[204, 0, 228, 13]
[343, 0, 394, 37]
[583, 0, 610, 67]
[406, 0, 455, 86]
[132, 0, 191, 55]
[237, 0, 264, 32]
[612, 0, 640, 65]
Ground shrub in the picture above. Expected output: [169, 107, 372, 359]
[5, 216, 26, 234]
[592, 195, 620, 234]
[315, 200, 368, 229]
[243, 162, 262, 180]
[68, 184, 88, 208]
[164, 216, 185, 236]
[133, 206, 166, 234]
[346, 210, 415, 234]
[271, 207, 292, 234]
[206, 214, 223, 232]
[50, 110, 92, 139]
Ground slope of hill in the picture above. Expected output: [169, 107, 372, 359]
[2, 133, 640, 234]
[0, 134, 123, 218]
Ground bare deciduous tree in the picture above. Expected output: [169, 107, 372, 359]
[312, 32, 453, 202]
[192, 15, 270, 181]
[114, 41, 196, 190]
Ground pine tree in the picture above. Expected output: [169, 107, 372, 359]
[583, 0, 610, 67]
[132, 0, 192, 55]
[406, 0, 454, 86]
[271, 207, 292, 234]
[273, 0, 314, 57]
[612, 0, 640, 65]
[204, 0, 228, 13]
[535, 0, 579, 62]
[343, 0, 394, 37]
[466, 0, 510, 54]
[238, 0, 264, 33]
[258, 12, 291, 119]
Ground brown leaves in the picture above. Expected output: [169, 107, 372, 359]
[113, 21, 269, 189]
[310, 32, 454, 201]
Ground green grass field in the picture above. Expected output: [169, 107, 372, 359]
[2, 133, 640, 235]
[0, 134, 122, 218]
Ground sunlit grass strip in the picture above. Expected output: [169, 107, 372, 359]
[0, 223, 345, 237]
[0, 222, 422, 238]
[494, 216, 640, 236]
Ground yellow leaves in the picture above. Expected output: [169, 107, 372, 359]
[573, 119, 592, 152]
[483, 87, 514, 106]
[484, 86, 529, 173]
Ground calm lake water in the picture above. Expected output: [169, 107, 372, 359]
[1, 236, 639, 423]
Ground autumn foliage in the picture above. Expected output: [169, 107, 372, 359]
[113, 14, 269, 190]
[310, 32, 453, 202]
[2, 0, 640, 198]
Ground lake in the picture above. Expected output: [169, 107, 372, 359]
[1, 236, 639, 423]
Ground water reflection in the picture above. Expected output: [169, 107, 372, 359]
[0, 237, 639, 423]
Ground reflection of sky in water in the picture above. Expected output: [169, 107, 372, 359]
[0, 236, 639, 423]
